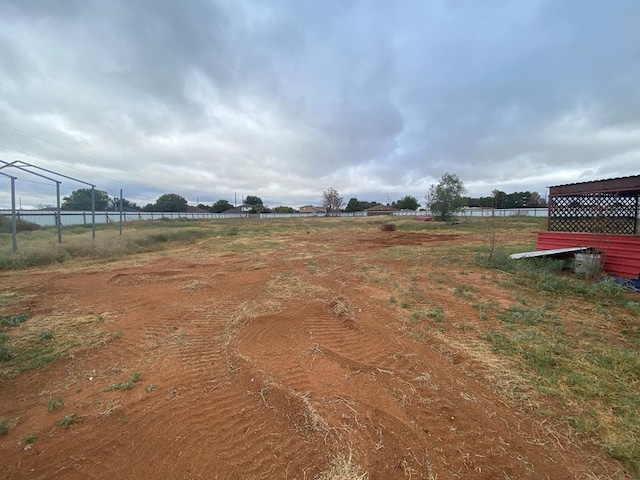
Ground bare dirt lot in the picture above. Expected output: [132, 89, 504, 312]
[0, 218, 637, 479]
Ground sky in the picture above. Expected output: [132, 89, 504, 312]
[1, 0, 639, 210]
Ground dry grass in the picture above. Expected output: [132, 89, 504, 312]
[266, 273, 328, 299]
[330, 296, 353, 319]
[316, 449, 368, 480]
[294, 392, 330, 434]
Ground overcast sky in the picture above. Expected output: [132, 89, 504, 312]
[1, 0, 639, 209]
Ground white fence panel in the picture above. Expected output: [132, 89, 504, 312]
[0, 207, 549, 228]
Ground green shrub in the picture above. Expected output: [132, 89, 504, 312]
[0, 215, 41, 233]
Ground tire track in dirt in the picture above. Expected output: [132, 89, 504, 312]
[234, 280, 596, 479]
[235, 297, 443, 477]
[90, 265, 331, 479]
[5, 261, 328, 479]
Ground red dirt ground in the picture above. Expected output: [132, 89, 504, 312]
[0, 227, 627, 479]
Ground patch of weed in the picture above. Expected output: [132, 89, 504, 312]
[47, 397, 65, 411]
[56, 414, 76, 428]
[483, 331, 518, 355]
[24, 433, 38, 444]
[39, 330, 54, 340]
[0, 314, 29, 328]
[0, 419, 11, 435]
[627, 301, 640, 316]
[106, 372, 142, 391]
[454, 284, 476, 301]
[455, 323, 475, 331]
[427, 306, 445, 323]
[0, 332, 12, 361]
[472, 302, 490, 320]
[145, 384, 158, 393]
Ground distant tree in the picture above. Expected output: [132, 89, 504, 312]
[153, 193, 188, 212]
[492, 190, 507, 209]
[196, 203, 212, 212]
[62, 188, 110, 211]
[109, 196, 141, 211]
[426, 173, 466, 221]
[322, 187, 344, 214]
[463, 196, 490, 207]
[211, 199, 234, 213]
[392, 195, 420, 210]
[526, 191, 547, 207]
[345, 197, 363, 212]
[243, 195, 265, 213]
[245, 195, 263, 206]
[274, 206, 296, 213]
[465, 191, 546, 209]
[344, 198, 382, 212]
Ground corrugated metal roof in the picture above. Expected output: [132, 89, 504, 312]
[548, 175, 640, 196]
[548, 174, 640, 189]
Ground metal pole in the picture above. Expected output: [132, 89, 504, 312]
[10, 176, 17, 253]
[119, 189, 123, 236]
[91, 186, 96, 239]
[56, 181, 62, 244]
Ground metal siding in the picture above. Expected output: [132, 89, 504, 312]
[537, 232, 640, 279]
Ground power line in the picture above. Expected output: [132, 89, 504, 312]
[0, 119, 98, 164]
[0, 120, 179, 191]
[0, 144, 142, 188]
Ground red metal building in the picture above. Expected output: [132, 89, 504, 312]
[536, 175, 640, 279]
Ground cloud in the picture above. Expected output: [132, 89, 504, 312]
[1, 0, 639, 209]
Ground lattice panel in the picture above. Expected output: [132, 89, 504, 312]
[549, 193, 638, 234]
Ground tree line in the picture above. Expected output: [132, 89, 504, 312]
[59, 179, 547, 218]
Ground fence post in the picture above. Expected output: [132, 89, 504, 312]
[119, 189, 123, 236]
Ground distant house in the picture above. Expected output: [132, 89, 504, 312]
[299, 205, 327, 214]
[365, 204, 399, 216]
[186, 205, 210, 214]
[224, 204, 254, 214]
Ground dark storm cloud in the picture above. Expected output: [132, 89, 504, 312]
[0, 0, 638, 209]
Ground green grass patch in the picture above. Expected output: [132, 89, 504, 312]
[485, 304, 640, 474]
[471, 231, 640, 475]
[0, 314, 29, 328]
